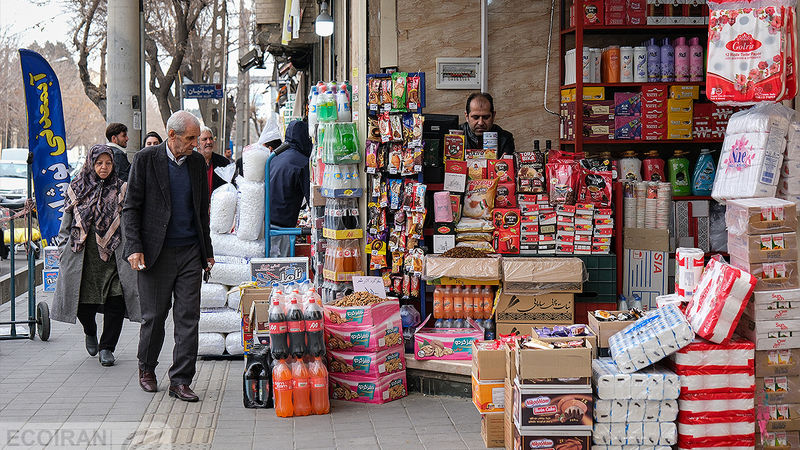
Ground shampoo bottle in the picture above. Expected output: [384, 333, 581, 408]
[689, 37, 704, 82]
[646, 38, 661, 82]
[674, 37, 690, 82]
[668, 149, 691, 196]
[660, 38, 675, 82]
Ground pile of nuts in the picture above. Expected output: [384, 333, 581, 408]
[331, 291, 387, 307]
[441, 247, 489, 258]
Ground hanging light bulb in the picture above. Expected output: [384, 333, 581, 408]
[315, 1, 334, 37]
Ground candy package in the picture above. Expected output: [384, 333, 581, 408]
[388, 179, 403, 210]
[391, 72, 407, 112]
[464, 179, 499, 219]
[368, 78, 381, 111]
[407, 75, 421, 111]
[380, 79, 392, 109]
[444, 134, 465, 160]
[389, 115, 403, 142]
[378, 112, 392, 143]
[365, 140, 379, 172]
[388, 143, 402, 174]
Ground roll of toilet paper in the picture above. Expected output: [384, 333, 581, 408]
[670, 336, 755, 371]
[593, 422, 677, 446]
[676, 247, 705, 301]
[677, 371, 756, 395]
[592, 358, 679, 400]
[678, 392, 755, 416]
[594, 399, 678, 422]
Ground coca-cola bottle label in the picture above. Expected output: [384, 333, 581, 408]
[305, 319, 323, 332]
[269, 323, 287, 334]
[287, 320, 305, 333]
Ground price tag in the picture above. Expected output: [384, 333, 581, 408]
[443, 171, 466, 193]
[352, 276, 386, 298]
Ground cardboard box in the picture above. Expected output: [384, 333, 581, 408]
[745, 300, 800, 321]
[623, 228, 670, 309]
[249, 299, 270, 337]
[758, 403, 800, 431]
[756, 430, 800, 450]
[504, 378, 514, 450]
[728, 232, 798, 263]
[670, 85, 701, 99]
[513, 338, 593, 384]
[473, 340, 508, 381]
[758, 376, 800, 404]
[424, 255, 502, 281]
[730, 258, 800, 292]
[502, 257, 585, 293]
[757, 349, 800, 377]
[323, 298, 401, 328]
[511, 424, 591, 450]
[496, 292, 575, 325]
[481, 412, 504, 448]
[726, 198, 798, 235]
[310, 185, 327, 207]
[513, 379, 593, 427]
[414, 316, 483, 360]
[588, 311, 636, 347]
[473, 375, 505, 413]
[238, 286, 271, 354]
[738, 316, 800, 350]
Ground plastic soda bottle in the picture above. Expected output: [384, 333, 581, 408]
[482, 286, 494, 320]
[453, 286, 464, 319]
[286, 288, 306, 358]
[272, 359, 293, 417]
[463, 286, 475, 320]
[291, 359, 312, 416]
[433, 286, 444, 318]
[443, 286, 454, 319]
[304, 288, 326, 357]
[308, 86, 319, 134]
[309, 357, 330, 414]
[269, 287, 289, 360]
[336, 84, 351, 122]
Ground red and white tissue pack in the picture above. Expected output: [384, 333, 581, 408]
[685, 259, 757, 344]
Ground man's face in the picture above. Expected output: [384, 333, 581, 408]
[112, 131, 129, 148]
[224, 148, 232, 159]
[169, 123, 201, 157]
[198, 130, 215, 160]
[465, 99, 495, 137]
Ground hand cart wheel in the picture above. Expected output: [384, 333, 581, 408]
[36, 302, 50, 341]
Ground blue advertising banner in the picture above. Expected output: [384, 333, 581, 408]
[18, 49, 70, 241]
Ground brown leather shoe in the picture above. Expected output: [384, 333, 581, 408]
[139, 369, 157, 393]
[169, 384, 199, 402]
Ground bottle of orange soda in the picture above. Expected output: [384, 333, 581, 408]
[309, 357, 330, 415]
[272, 359, 293, 417]
[292, 359, 312, 416]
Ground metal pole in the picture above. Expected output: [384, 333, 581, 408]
[480, 0, 488, 91]
[26, 152, 34, 330]
[107, 0, 143, 157]
[140, 0, 147, 145]
[9, 217, 15, 336]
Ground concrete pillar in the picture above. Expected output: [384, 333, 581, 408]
[107, 0, 142, 157]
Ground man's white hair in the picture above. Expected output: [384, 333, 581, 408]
[166, 110, 201, 135]
[200, 125, 214, 137]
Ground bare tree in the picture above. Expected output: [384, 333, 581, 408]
[71, 0, 107, 117]
[0, 28, 27, 149]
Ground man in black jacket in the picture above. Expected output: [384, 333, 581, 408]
[197, 126, 231, 197]
[123, 110, 214, 402]
[460, 92, 515, 159]
[106, 123, 132, 181]
[268, 120, 310, 256]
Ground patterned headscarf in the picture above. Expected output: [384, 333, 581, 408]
[64, 144, 126, 261]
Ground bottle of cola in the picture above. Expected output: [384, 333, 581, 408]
[304, 288, 325, 357]
[269, 286, 289, 360]
[286, 287, 307, 358]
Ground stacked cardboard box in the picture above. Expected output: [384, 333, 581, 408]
[472, 342, 507, 448]
[727, 197, 800, 447]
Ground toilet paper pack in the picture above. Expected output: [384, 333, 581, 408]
[678, 391, 756, 416]
[677, 414, 756, 447]
[592, 422, 677, 446]
[594, 398, 678, 422]
[592, 358, 680, 400]
[670, 336, 755, 371]
[592, 447, 671, 450]
[677, 370, 756, 395]
[608, 303, 695, 374]
[685, 258, 757, 344]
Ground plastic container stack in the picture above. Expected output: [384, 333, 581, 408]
[591, 358, 680, 448]
[668, 337, 756, 449]
[728, 197, 800, 448]
[323, 296, 407, 404]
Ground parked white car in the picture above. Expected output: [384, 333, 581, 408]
[0, 160, 28, 208]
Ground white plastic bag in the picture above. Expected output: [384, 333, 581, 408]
[200, 283, 229, 309]
[210, 164, 238, 234]
[199, 308, 241, 333]
[198, 332, 226, 356]
[242, 145, 269, 182]
[225, 331, 245, 356]
[210, 232, 264, 259]
[236, 176, 265, 241]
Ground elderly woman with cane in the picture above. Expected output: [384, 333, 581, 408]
[52, 144, 140, 366]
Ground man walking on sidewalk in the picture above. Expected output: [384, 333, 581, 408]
[106, 123, 132, 181]
[123, 110, 214, 402]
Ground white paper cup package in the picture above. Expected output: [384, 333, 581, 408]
[225, 331, 244, 356]
[235, 177, 265, 241]
[210, 232, 265, 259]
[200, 283, 229, 309]
[198, 308, 241, 333]
[198, 332, 226, 356]
[592, 358, 680, 400]
[684, 259, 757, 344]
[592, 422, 677, 446]
[594, 399, 678, 422]
[242, 146, 269, 182]
[608, 303, 695, 374]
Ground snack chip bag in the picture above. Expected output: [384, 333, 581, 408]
[464, 178, 499, 219]
[380, 79, 392, 109]
[407, 75, 421, 111]
[391, 72, 408, 112]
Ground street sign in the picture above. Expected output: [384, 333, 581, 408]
[183, 83, 223, 99]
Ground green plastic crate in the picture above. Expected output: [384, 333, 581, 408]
[575, 255, 617, 302]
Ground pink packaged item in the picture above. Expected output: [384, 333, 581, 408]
[433, 191, 454, 222]
[684, 259, 757, 344]
[327, 347, 405, 377]
[329, 370, 408, 404]
[670, 336, 755, 372]
[324, 298, 400, 328]
[707, 0, 798, 104]
[413, 315, 483, 360]
[325, 313, 403, 352]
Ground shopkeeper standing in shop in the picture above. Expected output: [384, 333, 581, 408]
[460, 92, 515, 158]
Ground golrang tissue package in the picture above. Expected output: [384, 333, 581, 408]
[712, 105, 795, 202]
[668, 336, 756, 395]
[684, 258, 757, 344]
[707, 0, 798, 105]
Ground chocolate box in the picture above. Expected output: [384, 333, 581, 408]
[513, 379, 593, 427]
[511, 426, 591, 450]
[414, 315, 483, 360]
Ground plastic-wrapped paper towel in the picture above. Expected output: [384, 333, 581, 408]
[677, 414, 755, 448]
[592, 358, 680, 400]
[684, 259, 757, 344]
[198, 332, 226, 356]
[242, 147, 269, 182]
[592, 422, 677, 446]
[594, 399, 678, 422]
[676, 371, 755, 395]
[208, 261, 251, 286]
[678, 392, 755, 417]
[211, 232, 264, 259]
[236, 177, 265, 241]
[226, 286, 242, 310]
[225, 331, 244, 356]
[199, 308, 241, 333]
[670, 336, 754, 371]
[675, 247, 704, 301]
[200, 283, 229, 309]
[591, 447, 671, 450]
[608, 303, 695, 374]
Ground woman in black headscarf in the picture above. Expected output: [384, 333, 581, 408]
[52, 145, 140, 366]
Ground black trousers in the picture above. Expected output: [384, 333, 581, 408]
[137, 244, 202, 387]
[76, 295, 126, 352]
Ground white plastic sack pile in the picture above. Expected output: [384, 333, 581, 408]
[236, 177, 265, 241]
[226, 286, 242, 310]
[198, 332, 226, 356]
[225, 331, 244, 356]
[711, 104, 794, 202]
[208, 255, 251, 286]
[200, 283, 229, 309]
[199, 308, 241, 333]
[242, 146, 269, 182]
[707, 0, 797, 105]
[211, 232, 264, 259]
[210, 186, 237, 234]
